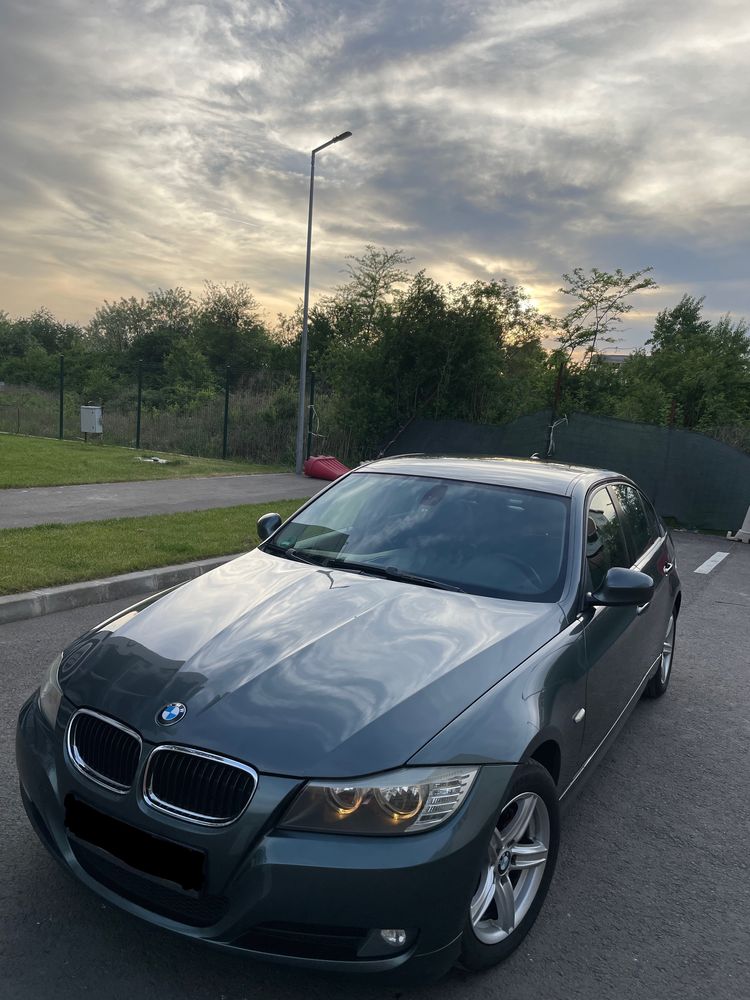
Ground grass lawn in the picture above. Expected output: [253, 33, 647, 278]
[0, 500, 302, 595]
[0, 435, 288, 488]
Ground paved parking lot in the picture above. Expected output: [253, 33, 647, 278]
[1, 532, 748, 1000]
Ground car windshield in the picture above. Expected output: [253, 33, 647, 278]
[267, 472, 570, 602]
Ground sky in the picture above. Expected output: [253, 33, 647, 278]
[1, 0, 749, 349]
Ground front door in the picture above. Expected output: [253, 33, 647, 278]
[610, 483, 672, 669]
[581, 486, 651, 757]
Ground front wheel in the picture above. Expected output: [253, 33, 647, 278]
[459, 762, 560, 971]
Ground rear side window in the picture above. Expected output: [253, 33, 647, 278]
[586, 487, 630, 592]
[612, 484, 659, 561]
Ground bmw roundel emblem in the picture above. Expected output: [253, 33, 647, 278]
[157, 702, 187, 726]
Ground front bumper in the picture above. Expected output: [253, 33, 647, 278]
[16, 695, 515, 977]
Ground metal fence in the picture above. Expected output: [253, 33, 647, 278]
[8, 364, 746, 529]
[0, 365, 357, 468]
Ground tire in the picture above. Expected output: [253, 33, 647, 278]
[458, 761, 560, 971]
[644, 611, 676, 699]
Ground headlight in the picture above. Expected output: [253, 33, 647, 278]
[38, 652, 63, 727]
[280, 766, 479, 835]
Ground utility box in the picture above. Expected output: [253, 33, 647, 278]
[80, 405, 103, 435]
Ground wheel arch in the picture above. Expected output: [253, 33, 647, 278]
[524, 738, 562, 787]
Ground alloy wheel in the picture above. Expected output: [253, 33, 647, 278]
[470, 791, 550, 945]
[661, 615, 675, 683]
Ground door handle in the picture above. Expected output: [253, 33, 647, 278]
[636, 601, 651, 615]
[663, 562, 674, 574]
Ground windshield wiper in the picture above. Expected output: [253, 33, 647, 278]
[264, 543, 326, 566]
[322, 558, 465, 593]
[265, 546, 464, 593]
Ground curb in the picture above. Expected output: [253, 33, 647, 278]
[0, 554, 242, 626]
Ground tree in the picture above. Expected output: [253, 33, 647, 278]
[14, 308, 83, 354]
[304, 246, 413, 365]
[87, 297, 151, 354]
[384, 276, 550, 425]
[195, 281, 272, 375]
[558, 266, 658, 363]
[0, 309, 32, 359]
[0, 309, 86, 389]
[645, 296, 750, 428]
[339, 245, 412, 341]
[85, 289, 198, 391]
[163, 340, 217, 405]
[129, 288, 195, 369]
[311, 259, 554, 455]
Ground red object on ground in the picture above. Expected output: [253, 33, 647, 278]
[303, 455, 350, 481]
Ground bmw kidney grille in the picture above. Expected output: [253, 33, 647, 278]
[66, 709, 142, 793]
[66, 710, 257, 825]
[143, 746, 258, 826]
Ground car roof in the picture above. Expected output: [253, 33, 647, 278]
[356, 455, 624, 496]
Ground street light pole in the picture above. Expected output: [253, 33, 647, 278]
[294, 130, 352, 475]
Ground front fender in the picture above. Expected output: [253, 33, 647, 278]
[408, 617, 588, 791]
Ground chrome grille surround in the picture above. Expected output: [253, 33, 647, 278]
[66, 708, 142, 794]
[143, 745, 258, 827]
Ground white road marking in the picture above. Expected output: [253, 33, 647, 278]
[694, 551, 730, 574]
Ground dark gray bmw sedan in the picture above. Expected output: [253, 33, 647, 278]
[16, 457, 680, 980]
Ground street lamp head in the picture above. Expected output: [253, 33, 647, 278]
[312, 131, 353, 155]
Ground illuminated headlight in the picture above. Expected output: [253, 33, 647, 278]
[38, 652, 63, 727]
[280, 766, 479, 835]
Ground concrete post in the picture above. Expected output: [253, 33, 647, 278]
[726, 505, 750, 543]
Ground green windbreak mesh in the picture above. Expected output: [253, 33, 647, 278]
[384, 411, 750, 532]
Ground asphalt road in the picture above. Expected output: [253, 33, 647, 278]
[0, 473, 328, 529]
[1, 532, 748, 1000]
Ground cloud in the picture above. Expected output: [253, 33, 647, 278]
[0, 0, 748, 347]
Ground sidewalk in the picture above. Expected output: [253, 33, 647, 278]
[0, 473, 327, 529]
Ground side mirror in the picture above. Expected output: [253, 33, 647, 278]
[587, 567, 654, 607]
[257, 512, 282, 541]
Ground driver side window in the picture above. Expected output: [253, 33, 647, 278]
[586, 487, 630, 592]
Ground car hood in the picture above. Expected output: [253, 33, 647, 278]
[63, 550, 564, 778]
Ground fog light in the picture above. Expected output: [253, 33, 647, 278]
[380, 928, 407, 948]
